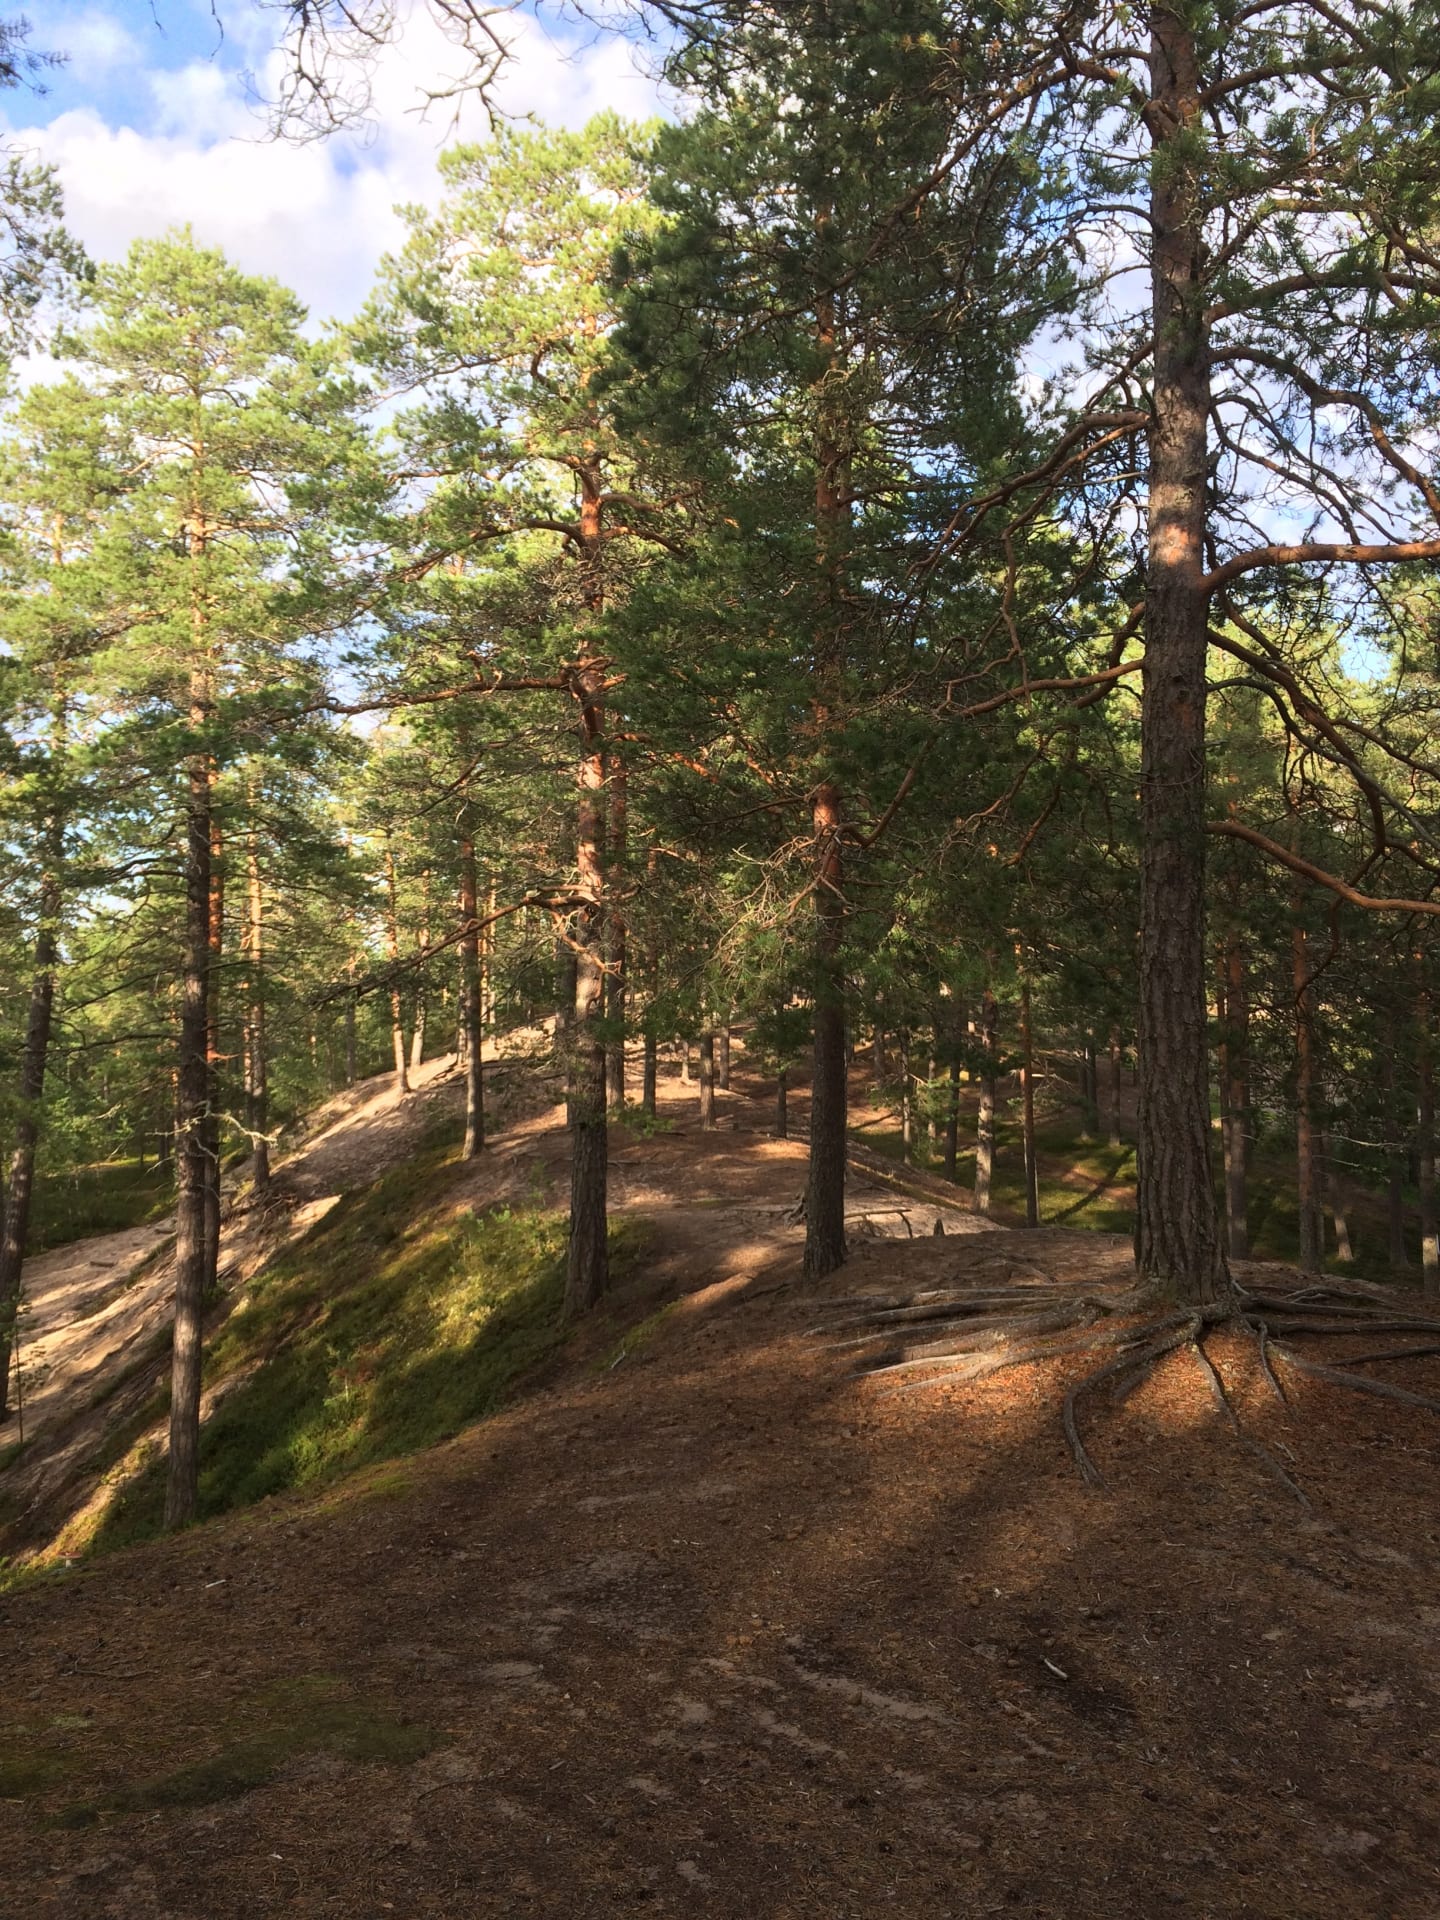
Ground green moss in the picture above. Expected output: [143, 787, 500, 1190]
[0, 1750, 69, 1798]
[54, 1677, 437, 1825]
[90, 1149, 651, 1552]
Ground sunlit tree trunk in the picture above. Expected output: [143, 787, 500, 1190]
[975, 986, 997, 1217]
[606, 753, 627, 1110]
[243, 818, 270, 1193]
[1133, 6, 1230, 1304]
[459, 803, 484, 1160]
[167, 675, 214, 1530]
[564, 474, 610, 1317]
[202, 809, 223, 1294]
[384, 839, 410, 1096]
[0, 836, 62, 1421]
[409, 868, 430, 1073]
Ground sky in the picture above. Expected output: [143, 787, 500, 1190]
[6, 1, 669, 324]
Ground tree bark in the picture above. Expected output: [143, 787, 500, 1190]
[776, 1065, 788, 1139]
[409, 869, 430, 1073]
[1219, 938, 1249, 1259]
[344, 934, 358, 1088]
[899, 1028, 913, 1158]
[699, 1029, 717, 1129]
[1386, 1023, 1408, 1272]
[1418, 954, 1438, 1298]
[563, 472, 610, 1316]
[0, 857, 61, 1421]
[1107, 1025, 1124, 1150]
[460, 808, 484, 1159]
[1080, 1036, 1099, 1137]
[944, 1057, 960, 1181]
[1133, 5, 1229, 1304]
[1019, 969, 1039, 1229]
[244, 823, 270, 1193]
[606, 752, 627, 1110]
[805, 782, 848, 1278]
[1321, 1133, 1353, 1264]
[718, 1025, 731, 1091]
[1293, 913, 1322, 1274]
[166, 726, 213, 1530]
[975, 987, 997, 1217]
[384, 841, 410, 1095]
[802, 244, 850, 1283]
[202, 811, 223, 1295]
[642, 1028, 658, 1117]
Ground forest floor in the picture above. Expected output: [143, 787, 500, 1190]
[3, 1048, 1440, 1916]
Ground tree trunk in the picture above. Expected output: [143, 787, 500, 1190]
[899, 1028, 913, 1158]
[803, 246, 850, 1284]
[1418, 955, 1438, 1298]
[1293, 914, 1322, 1274]
[166, 738, 213, 1530]
[563, 477, 610, 1317]
[202, 812, 223, 1295]
[606, 753, 627, 1110]
[642, 1028, 658, 1117]
[0, 861, 61, 1421]
[699, 1029, 717, 1129]
[1321, 1133, 1353, 1264]
[975, 988, 997, 1217]
[1080, 1037, 1099, 1138]
[409, 868, 431, 1074]
[1107, 1025, 1124, 1150]
[344, 993, 357, 1088]
[1219, 939, 1249, 1259]
[718, 1026, 731, 1091]
[1133, 6, 1229, 1305]
[244, 825, 269, 1193]
[1386, 1027, 1408, 1272]
[944, 1057, 960, 1181]
[776, 1065, 788, 1139]
[805, 782, 848, 1278]
[460, 810, 484, 1160]
[384, 841, 410, 1096]
[1019, 971, 1038, 1229]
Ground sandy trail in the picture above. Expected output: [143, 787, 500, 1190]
[1, 1032, 991, 1556]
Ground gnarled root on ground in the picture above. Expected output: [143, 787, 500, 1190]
[811, 1272, 1440, 1498]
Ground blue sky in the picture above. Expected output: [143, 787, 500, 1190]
[8, 2, 666, 321]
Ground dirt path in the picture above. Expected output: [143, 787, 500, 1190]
[5, 1057, 1440, 1916]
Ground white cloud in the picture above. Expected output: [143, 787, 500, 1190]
[37, 6, 143, 81]
[8, 1, 669, 325]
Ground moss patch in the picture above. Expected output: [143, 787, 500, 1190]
[90, 1146, 649, 1552]
[54, 1676, 438, 1826]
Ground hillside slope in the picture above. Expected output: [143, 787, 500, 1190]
[2, 1058, 1439, 1917]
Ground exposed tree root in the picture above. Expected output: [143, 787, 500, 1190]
[821, 1270, 1440, 1494]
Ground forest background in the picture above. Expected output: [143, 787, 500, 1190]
[2, 0, 1440, 1533]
